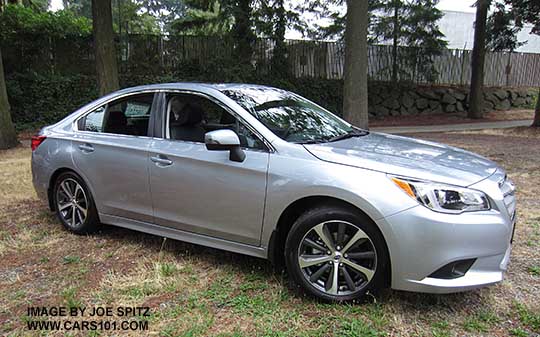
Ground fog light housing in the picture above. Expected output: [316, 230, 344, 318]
[428, 259, 476, 279]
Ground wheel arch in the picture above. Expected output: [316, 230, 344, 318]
[47, 168, 90, 212]
[268, 195, 392, 287]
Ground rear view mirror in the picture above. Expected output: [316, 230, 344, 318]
[204, 130, 246, 162]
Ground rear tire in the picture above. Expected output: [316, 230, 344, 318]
[53, 172, 99, 234]
[284, 206, 389, 302]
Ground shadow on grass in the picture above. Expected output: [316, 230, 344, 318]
[93, 219, 487, 310]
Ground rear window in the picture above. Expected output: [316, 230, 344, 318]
[78, 94, 154, 136]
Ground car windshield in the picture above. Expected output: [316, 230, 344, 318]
[221, 86, 365, 143]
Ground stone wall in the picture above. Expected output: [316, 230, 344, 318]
[368, 83, 536, 118]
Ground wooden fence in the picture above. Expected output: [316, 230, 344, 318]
[3, 34, 540, 87]
[290, 40, 540, 87]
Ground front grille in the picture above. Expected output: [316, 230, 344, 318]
[499, 174, 516, 221]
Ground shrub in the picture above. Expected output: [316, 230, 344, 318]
[7, 72, 344, 130]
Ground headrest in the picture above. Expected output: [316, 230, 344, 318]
[108, 110, 127, 124]
[220, 111, 236, 125]
[170, 99, 203, 126]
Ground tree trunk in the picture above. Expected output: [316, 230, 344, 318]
[468, 0, 491, 119]
[0, 48, 18, 150]
[391, 1, 399, 83]
[343, 0, 369, 129]
[92, 0, 120, 96]
[532, 87, 540, 127]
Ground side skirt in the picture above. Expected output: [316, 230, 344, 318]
[99, 214, 268, 259]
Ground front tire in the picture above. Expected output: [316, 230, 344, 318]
[53, 172, 99, 234]
[285, 206, 389, 302]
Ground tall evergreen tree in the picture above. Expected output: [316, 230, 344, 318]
[370, 0, 407, 83]
[303, 0, 447, 82]
[486, 2, 525, 51]
[255, 0, 303, 76]
[370, 0, 446, 82]
[169, 0, 231, 35]
[228, 0, 256, 65]
[265, 0, 288, 76]
[403, 0, 446, 81]
[507, 0, 540, 127]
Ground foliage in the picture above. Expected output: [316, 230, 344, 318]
[6, 70, 344, 130]
[0, 4, 91, 40]
[23, 0, 50, 12]
[508, 0, 540, 34]
[6, 73, 98, 130]
[137, 0, 187, 29]
[254, 0, 304, 38]
[62, 0, 161, 34]
[255, 0, 304, 76]
[370, 0, 447, 82]
[486, 2, 525, 51]
[113, 0, 160, 34]
[486, 0, 540, 51]
[171, 0, 257, 64]
[169, 0, 232, 35]
[484, 0, 540, 125]
[300, 0, 447, 82]
[299, 0, 346, 40]
[170, 0, 305, 75]
[62, 0, 92, 19]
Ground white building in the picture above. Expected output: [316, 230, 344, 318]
[433, 10, 539, 53]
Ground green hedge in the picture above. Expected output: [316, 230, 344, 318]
[7, 73, 99, 130]
[7, 72, 344, 130]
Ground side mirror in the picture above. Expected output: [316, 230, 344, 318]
[204, 129, 246, 163]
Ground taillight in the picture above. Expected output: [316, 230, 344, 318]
[31, 135, 46, 151]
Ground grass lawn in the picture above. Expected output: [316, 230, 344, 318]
[1, 128, 539, 336]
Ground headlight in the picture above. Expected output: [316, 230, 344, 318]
[390, 176, 490, 214]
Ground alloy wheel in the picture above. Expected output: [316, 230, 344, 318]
[298, 220, 377, 296]
[56, 178, 88, 229]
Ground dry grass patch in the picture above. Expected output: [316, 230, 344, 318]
[0, 147, 36, 204]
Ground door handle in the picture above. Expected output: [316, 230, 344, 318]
[78, 144, 94, 153]
[150, 155, 173, 166]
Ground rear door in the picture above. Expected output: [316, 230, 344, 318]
[71, 92, 157, 223]
[148, 91, 269, 246]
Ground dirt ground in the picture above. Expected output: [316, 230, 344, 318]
[0, 128, 539, 336]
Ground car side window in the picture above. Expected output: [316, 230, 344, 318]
[78, 93, 154, 136]
[166, 93, 266, 151]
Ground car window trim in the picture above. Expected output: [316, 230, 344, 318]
[159, 89, 274, 153]
[72, 90, 159, 139]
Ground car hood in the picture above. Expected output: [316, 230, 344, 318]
[303, 132, 498, 187]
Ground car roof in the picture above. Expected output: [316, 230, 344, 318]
[115, 82, 278, 94]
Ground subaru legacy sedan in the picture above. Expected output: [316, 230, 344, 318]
[31, 83, 516, 301]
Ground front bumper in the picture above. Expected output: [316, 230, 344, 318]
[402, 244, 511, 294]
[379, 202, 514, 294]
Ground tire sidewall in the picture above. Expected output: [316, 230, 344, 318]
[285, 207, 389, 302]
[53, 172, 98, 234]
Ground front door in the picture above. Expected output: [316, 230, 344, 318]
[149, 92, 269, 246]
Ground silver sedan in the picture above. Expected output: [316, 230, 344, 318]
[31, 83, 516, 302]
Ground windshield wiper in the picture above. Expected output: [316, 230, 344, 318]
[328, 129, 369, 142]
[297, 139, 329, 144]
